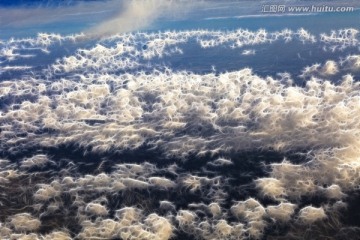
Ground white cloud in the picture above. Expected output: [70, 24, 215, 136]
[0, 1, 118, 27]
[87, 0, 202, 37]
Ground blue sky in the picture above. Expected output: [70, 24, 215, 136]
[0, 0, 105, 6]
[1, 0, 359, 39]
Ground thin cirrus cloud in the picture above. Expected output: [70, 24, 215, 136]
[86, 0, 204, 37]
[0, 0, 203, 38]
[0, 1, 119, 28]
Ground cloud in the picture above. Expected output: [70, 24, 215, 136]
[0, 0, 201, 38]
[86, 0, 202, 37]
[0, 1, 118, 28]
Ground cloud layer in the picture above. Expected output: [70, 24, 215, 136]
[1, 27, 360, 239]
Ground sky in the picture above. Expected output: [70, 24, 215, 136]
[0, 0, 205, 38]
[0, 0, 359, 38]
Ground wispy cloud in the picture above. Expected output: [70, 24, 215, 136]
[86, 0, 202, 37]
[0, 1, 118, 28]
[0, 0, 201, 38]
